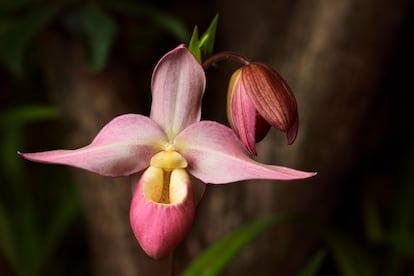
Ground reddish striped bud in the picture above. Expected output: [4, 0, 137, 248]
[227, 63, 298, 155]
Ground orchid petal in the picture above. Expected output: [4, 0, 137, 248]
[19, 114, 168, 176]
[242, 63, 298, 144]
[175, 121, 316, 184]
[150, 45, 206, 139]
[130, 167, 195, 258]
[228, 69, 258, 155]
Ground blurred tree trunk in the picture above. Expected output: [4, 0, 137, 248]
[176, 0, 411, 275]
[39, 0, 411, 275]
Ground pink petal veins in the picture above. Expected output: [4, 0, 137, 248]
[19, 114, 168, 177]
[175, 121, 316, 184]
[150, 45, 206, 139]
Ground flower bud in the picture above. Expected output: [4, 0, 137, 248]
[227, 63, 298, 155]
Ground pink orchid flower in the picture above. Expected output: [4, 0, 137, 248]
[19, 45, 316, 259]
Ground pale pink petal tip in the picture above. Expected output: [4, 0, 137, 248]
[150, 45, 206, 139]
[176, 121, 316, 184]
[18, 114, 167, 177]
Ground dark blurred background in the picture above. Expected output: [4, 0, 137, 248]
[0, 0, 413, 275]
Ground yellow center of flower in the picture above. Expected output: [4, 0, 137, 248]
[150, 150, 188, 171]
[143, 151, 189, 204]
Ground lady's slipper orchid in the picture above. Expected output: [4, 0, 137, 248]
[19, 45, 315, 259]
[227, 63, 299, 155]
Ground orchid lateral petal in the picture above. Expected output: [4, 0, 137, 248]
[150, 45, 206, 139]
[130, 167, 195, 259]
[228, 68, 258, 155]
[19, 114, 167, 177]
[175, 121, 316, 184]
[242, 63, 298, 145]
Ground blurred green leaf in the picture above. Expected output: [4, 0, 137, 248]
[188, 26, 201, 63]
[183, 214, 293, 276]
[0, 0, 33, 15]
[184, 212, 375, 276]
[0, 172, 82, 276]
[383, 150, 414, 275]
[80, 6, 117, 72]
[389, 157, 414, 233]
[363, 194, 383, 243]
[297, 250, 326, 276]
[104, 0, 188, 42]
[0, 105, 82, 275]
[0, 129, 23, 183]
[0, 4, 60, 75]
[199, 14, 218, 60]
[0, 204, 18, 270]
[152, 13, 188, 42]
[31, 179, 82, 276]
[17, 206, 39, 276]
[0, 105, 61, 275]
[329, 238, 371, 276]
[0, 105, 60, 179]
[384, 231, 414, 258]
[0, 105, 60, 128]
[306, 218, 375, 276]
